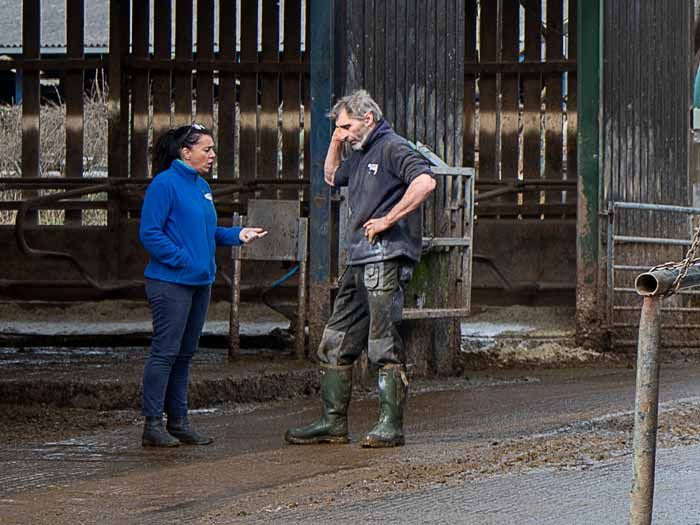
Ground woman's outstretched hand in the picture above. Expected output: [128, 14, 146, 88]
[239, 227, 268, 244]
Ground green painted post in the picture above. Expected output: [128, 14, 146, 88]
[576, 0, 603, 346]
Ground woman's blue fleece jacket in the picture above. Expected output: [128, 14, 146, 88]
[139, 159, 242, 286]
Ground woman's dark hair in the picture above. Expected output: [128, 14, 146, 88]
[152, 124, 213, 176]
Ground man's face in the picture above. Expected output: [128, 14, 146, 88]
[335, 109, 375, 151]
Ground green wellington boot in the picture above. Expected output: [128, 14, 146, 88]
[285, 364, 353, 444]
[360, 365, 408, 448]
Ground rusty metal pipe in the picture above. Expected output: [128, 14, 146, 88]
[628, 264, 700, 523]
[629, 296, 661, 525]
[635, 265, 700, 296]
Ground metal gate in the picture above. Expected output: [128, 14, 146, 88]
[606, 202, 700, 349]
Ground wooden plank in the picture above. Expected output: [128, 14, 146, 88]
[383, 0, 396, 126]
[108, 1, 129, 182]
[130, 1, 150, 178]
[281, 0, 302, 199]
[434, 0, 448, 236]
[463, 0, 477, 168]
[239, 0, 258, 193]
[363, 0, 375, 96]
[404, 0, 417, 141]
[500, 0, 520, 210]
[522, 0, 543, 208]
[373, 0, 385, 107]
[260, 0, 280, 194]
[343, 0, 362, 90]
[567, 0, 578, 186]
[152, 0, 172, 165]
[196, 0, 215, 130]
[217, 0, 236, 180]
[107, 0, 129, 281]
[422, 0, 438, 236]
[65, 0, 85, 225]
[123, 58, 308, 73]
[445, 0, 460, 166]
[395, 0, 407, 136]
[0, 58, 106, 71]
[174, 0, 193, 127]
[476, 203, 576, 218]
[478, 0, 498, 183]
[450, 0, 465, 240]
[544, 0, 565, 215]
[435, 0, 447, 158]
[21, 0, 40, 224]
[414, 0, 426, 143]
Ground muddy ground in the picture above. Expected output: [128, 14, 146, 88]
[4, 303, 698, 522]
[3, 365, 700, 523]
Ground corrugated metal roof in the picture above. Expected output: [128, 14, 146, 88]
[0, 0, 109, 49]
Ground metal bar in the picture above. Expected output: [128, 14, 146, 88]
[308, 1, 334, 354]
[635, 265, 700, 296]
[613, 323, 700, 329]
[403, 308, 472, 320]
[613, 235, 693, 246]
[614, 306, 700, 312]
[229, 213, 243, 360]
[629, 296, 661, 525]
[617, 287, 700, 295]
[422, 237, 471, 247]
[613, 202, 700, 214]
[616, 340, 700, 348]
[614, 265, 654, 271]
[431, 166, 474, 177]
[576, 0, 601, 345]
[296, 217, 309, 359]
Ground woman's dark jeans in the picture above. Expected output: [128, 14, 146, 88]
[141, 279, 211, 418]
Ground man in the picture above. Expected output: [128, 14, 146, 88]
[285, 89, 436, 448]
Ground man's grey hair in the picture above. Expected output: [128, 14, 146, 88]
[329, 89, 383, 122]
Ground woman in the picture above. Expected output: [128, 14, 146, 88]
[139, 123, 266, 447]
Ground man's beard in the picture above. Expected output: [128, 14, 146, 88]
[351, 127, 371, 151]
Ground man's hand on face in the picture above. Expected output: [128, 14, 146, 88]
[331, 127, 347, 144]
[362, 216, 392, 243]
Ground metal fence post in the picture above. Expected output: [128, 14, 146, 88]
[629, 295, 661, 525]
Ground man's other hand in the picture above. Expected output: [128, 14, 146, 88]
[362, 216, 392, 243]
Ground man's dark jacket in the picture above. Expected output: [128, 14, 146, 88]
[334, 119, 434, 265]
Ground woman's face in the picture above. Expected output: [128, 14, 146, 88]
[181, 134, 216, 175]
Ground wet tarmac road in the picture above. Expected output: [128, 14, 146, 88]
[3, 365, 700, 523]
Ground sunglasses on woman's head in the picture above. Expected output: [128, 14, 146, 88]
[181, 123, 208, 143]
